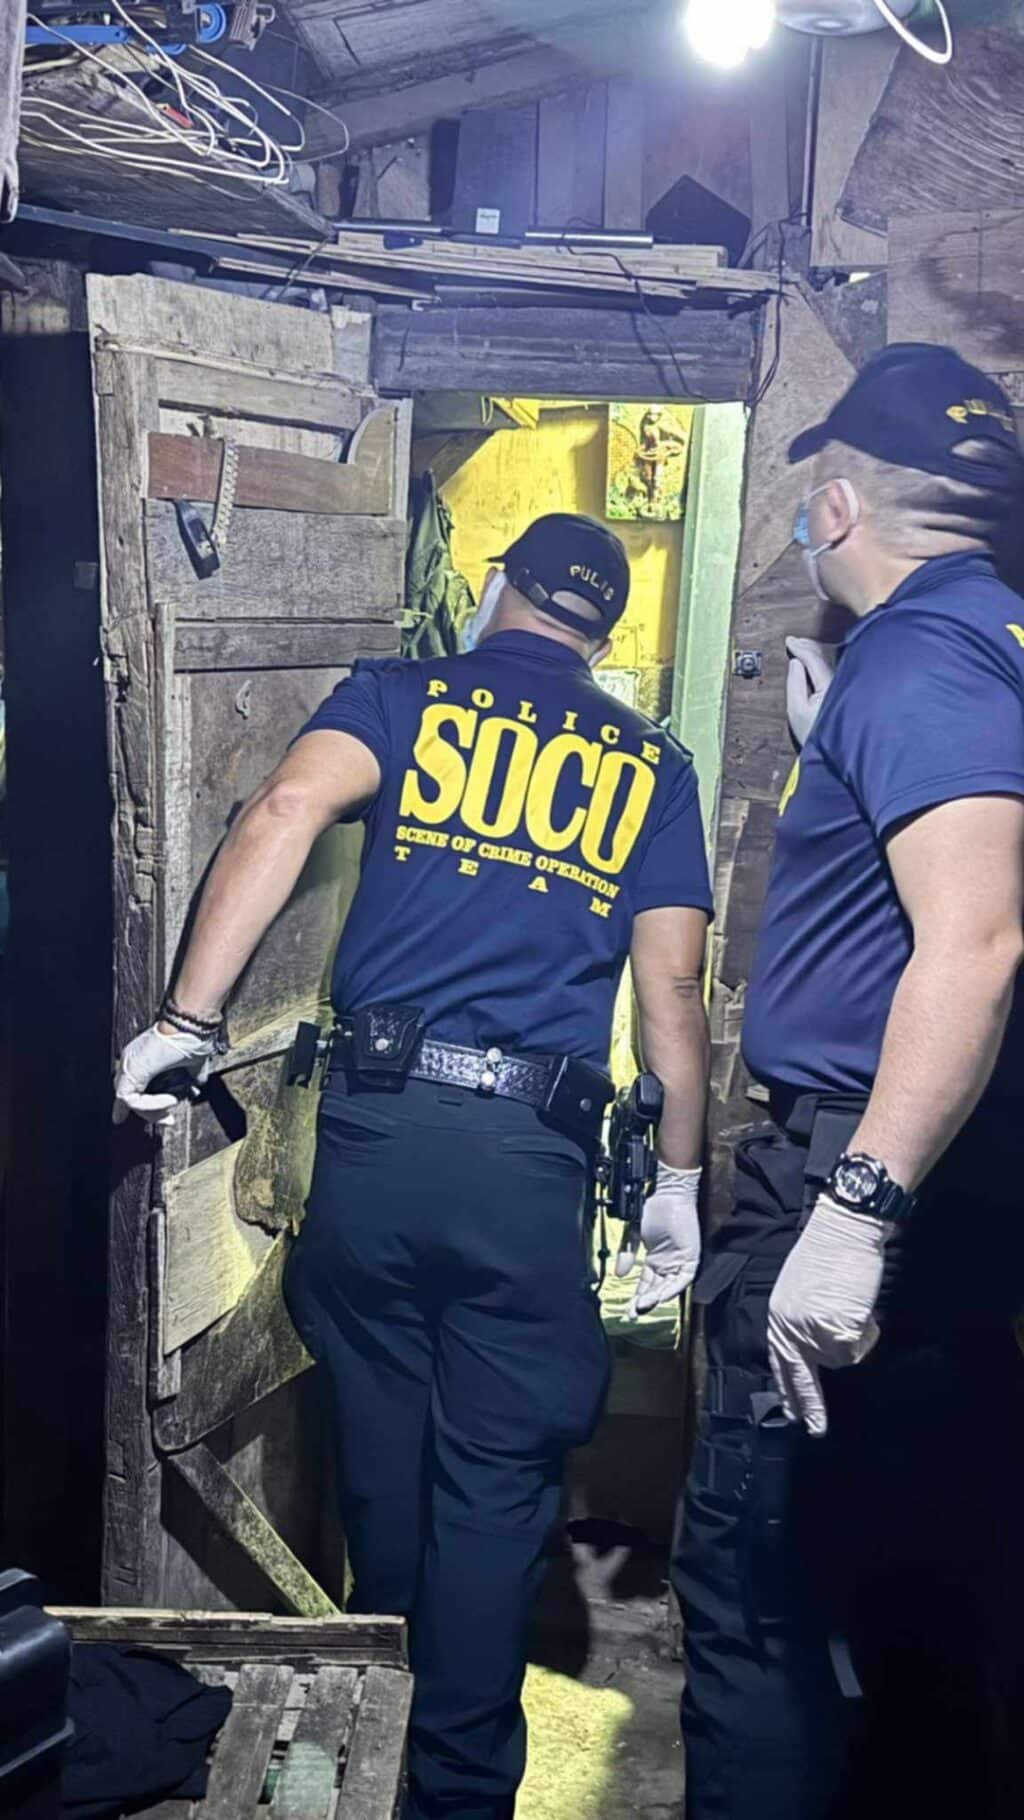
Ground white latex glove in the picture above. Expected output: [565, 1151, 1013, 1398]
[113, 1024, 215, 1126]
[615, 1164, 702, 1320]
[768, 1192, 890, 1436]
[785, 637, 838, 748]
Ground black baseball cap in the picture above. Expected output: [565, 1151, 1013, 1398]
[490, 513, 630, 637]
[788, 342, 1022, 491]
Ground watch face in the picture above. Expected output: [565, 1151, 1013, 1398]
[834, 1156, 883, 1206]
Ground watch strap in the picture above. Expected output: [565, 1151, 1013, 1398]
[827, 1152, 917, 1223]
[875, 1177, 917, 1223]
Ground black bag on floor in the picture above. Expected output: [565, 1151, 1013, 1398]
[62, 1644, 232, 1819]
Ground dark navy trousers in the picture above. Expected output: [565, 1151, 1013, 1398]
[673, 1117, 1024, 1820]
[283, 1073, 610, 1820]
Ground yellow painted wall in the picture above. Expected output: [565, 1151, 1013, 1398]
[440, 406, 684, 674]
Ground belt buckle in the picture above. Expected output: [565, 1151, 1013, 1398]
[478, 1046, 503, 1094]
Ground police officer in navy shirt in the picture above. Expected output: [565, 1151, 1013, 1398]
[114, 513, 714, 1820]
[675, 345, 1024, 1820]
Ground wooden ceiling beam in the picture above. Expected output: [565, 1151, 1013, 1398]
[306, 47, 587, 149]
[371, 301, 757, 404]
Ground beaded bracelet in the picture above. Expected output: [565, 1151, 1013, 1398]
[160, 994, 225, 1041]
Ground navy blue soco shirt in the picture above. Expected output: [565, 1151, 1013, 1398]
[744, 553, 1024, 1097]
[299, 630, 713, 1068]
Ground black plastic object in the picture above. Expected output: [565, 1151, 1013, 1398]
[149, 1066, 204, 1103]
[288, 1020, 325, 1088]
[174, 498, 220, 579]
[543, 1055, 615, 1145]
[645, 175, 751, 269]
[0, 1570, 73, 1820]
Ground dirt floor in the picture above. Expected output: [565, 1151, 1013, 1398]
[521, 1533, 685, 1820]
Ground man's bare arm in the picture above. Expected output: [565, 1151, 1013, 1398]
[850, 794, 1024, 1190]
[630, 905, 711, 1168]
[167, 730, 380, 1020]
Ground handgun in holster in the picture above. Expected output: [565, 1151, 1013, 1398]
[594, 1072, 664, 1282]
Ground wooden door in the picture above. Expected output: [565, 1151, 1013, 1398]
[89, 276, 410, 1610]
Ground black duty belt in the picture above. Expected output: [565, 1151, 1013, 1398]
[337, 1023, 549, 1102]
[328, 1005, 614, 1144]
[768, 1086, 869, 1142]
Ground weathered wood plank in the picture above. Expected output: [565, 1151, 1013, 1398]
[348, 401, 406, 514]
[170, 1445, 339, 1619]
[738, 285, 853, 593]
[335, 1668, 413, 1820]
[154, 1238, 312, 1451]
[538, 83, 607, 231]
[271, 1666, 359, 1819]
[146, 501, 406, 621]
[51, 1609, 408, 1668]
[174, 623, 398, 672]
[393, 397, 413, 524]
[147, 433, 391, 518]
[306, 49, 581, 150]
[154, 357, 368, 433]
[809, 271, 887, 373]
[92, 339, 168, 1607]
[840, 29, 1024, 237]
[887, 209, 1024, 377]
[372, 303, 755, 402]
[330, 309, 374, 387]
[203, 1661, 294, 1819]
[641, 73, 753, 226]
[810, 35, 897, 269]
[603, 79, 646, 232]
[89, 273, 337, 378]
[149, 1210, 182, 1403]
[748, 40, 792, 243]
[163, 1143, 274, 1355]
[452, 103, 538, 237]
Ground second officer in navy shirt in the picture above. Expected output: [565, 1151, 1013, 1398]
[114, 512, 714, 1819]
[674, 347, 1024, 1820]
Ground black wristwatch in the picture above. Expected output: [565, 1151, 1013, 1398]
[825, 1152, 917, 1223]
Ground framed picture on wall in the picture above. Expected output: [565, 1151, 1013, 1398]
[606, 402, 694, 523]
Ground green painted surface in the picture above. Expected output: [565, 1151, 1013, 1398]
[671, 402, 748, 866]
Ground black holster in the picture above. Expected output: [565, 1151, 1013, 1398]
[771, 1089, 869, 1222]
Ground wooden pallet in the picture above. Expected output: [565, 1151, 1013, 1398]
[51, 1611, 412, 1820]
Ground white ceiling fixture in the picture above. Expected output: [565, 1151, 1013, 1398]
[683, 0, 951, 68]
[776, 0, 952, 60]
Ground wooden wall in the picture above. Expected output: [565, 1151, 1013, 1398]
[705, 22, 1024, 1225]
[312, 34, 811, 244]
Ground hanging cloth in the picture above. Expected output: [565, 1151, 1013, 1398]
[402, 473, 473, 661]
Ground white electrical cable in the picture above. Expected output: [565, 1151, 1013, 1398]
[194, 51, 351, 161]
[23, 7, 297, 188]
[871, 0, 952, 64]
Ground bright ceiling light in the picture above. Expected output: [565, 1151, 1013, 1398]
[684, 0, 776, 67]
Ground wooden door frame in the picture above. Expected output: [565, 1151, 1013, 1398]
[1, 264, 762, 1606]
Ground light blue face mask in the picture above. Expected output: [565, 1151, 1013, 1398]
[460, 571, 505, 652]
[793, 479, 860, 601]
